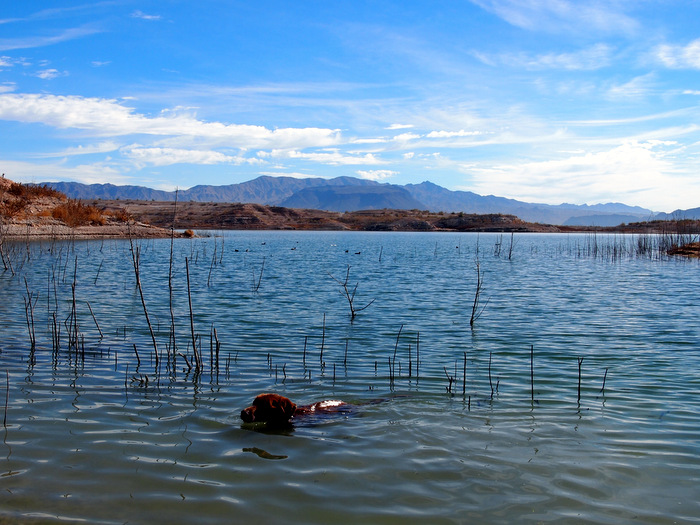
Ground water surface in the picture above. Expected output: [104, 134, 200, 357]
[0, 232, 698, 523]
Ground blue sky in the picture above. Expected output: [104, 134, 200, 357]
[1, 1, 700, 212]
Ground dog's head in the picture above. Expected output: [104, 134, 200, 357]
[241, 393, 297, 424]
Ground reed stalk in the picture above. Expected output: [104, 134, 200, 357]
[303, 336, 308, 369]
[444, 367, 454, 394]
[599, 368, 608, 397]
[462, 351, 467, 397]
[23, 277, 36, 350]
[70, 257, 78, 351]
[470, 258, 489, 328]
[508, 232, 515, 260]
[488, 351, 493, 398]
[3, 370, 9, 428]
[416, 331, 420, 379]
[86, 301, 103, 339]
[129, 239, 158, 369]
[253, 257, 265, 292]
[168, 189, 178, 366]
[392, 324, 403, 379]
[530, 344, 535, 405]
[133, 343, 141, 368]
[577, 357, 584, 408]
[185, 257, 201, 372]
[408, 344, 412, 378]
[320, 313, 325, 365]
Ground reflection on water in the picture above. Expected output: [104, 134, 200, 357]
[0, 232, 698, 524]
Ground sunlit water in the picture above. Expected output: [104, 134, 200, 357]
[0, 231, 698, 524]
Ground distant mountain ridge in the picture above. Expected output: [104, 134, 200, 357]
[654, 207, 700, 220]
[41, 175, 656, 226]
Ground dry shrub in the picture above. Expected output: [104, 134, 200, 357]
[107, 208, 132, 223]
[2, 182, 67, 218]
[8, 182, 64, 200]
[52, 199, 106, 227]
[1, 198, 27, 218]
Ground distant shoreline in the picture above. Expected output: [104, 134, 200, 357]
[88, 199, 697, 235]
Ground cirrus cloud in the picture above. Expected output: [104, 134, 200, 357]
[654, 38, 700, 69]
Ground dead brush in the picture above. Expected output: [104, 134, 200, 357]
[107, 207, 133, 223]
[52, 199, 106, 227]
[1, 181, 67, 218]
[0, 198, 28, 218]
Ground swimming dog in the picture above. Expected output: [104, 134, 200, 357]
[240, 393, 347, 425]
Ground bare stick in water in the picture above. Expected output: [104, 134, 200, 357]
[133, 343, 141, 368]
[185, 257, 200, 372]
[462, 351, 467, 397]
[129, 239, 158, 369]
[530, 345, 535, 405]
[86, 301, 103, 339]
[599, 367, 609, 398]
[3, 370, 8, 428]
[328, 265, 376, 320]
[577, 357, 584, 407]
[393, 324, 403, 379]
[470, 258, 489, 328]
[488, 351, 494, 399]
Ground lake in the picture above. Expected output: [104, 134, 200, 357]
[0, 231, 698, 524]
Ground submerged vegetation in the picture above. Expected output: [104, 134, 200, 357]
[0, 230, 641, 412]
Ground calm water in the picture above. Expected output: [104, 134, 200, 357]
[0, 231, 698, 524]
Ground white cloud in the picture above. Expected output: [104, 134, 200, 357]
[122, 145, 263, 167]
[270, 149, 385, 165]
[258, 171, 326, 179]
[654, 38, 700, 69]
[35, 68, 66, 80]
[356, 169, 397, 181]
[426, 130, 483, 138]
[386, 123, 414, 130]
[606, 73, 656, 99]
[32, 141, 121, 158]
[0, 159, 129, 185]
[131, 10, 162, 21]
[469, 0, 637, 35]
[392, 132, 421, 142]
[0, 93, 341, 149]
[352, 137, 388, 144]
[0, 26, 100, 51]
[0, 83, 15, 93]
[478, 44, 613, 71]
[466, 141, 688, 210]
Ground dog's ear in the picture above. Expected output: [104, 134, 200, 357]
[279, 398, 297, 420]
[268, 395, 296, 422]
[241, 405, 257, 422]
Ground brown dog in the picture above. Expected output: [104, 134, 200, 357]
[241, 393, 347, 425]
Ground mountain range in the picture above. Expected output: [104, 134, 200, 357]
[41, 175, 660, 226]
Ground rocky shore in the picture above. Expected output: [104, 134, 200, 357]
[1, 177, 186, 239]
